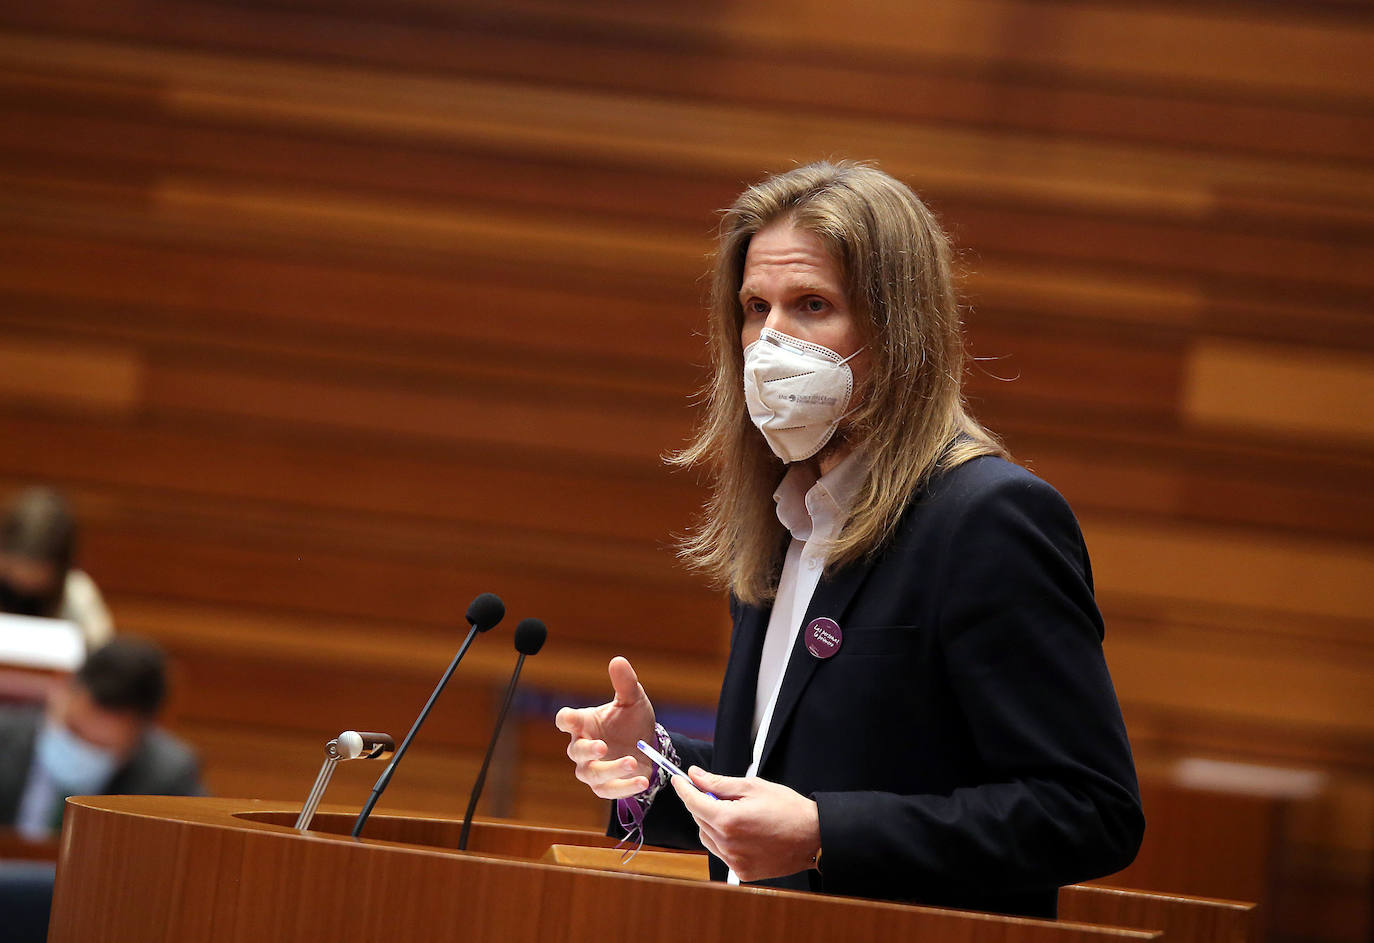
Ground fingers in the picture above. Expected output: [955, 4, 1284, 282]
[568, 745, 649, 798]
[672, 773, 718, 820]
[596, 775, 652, 799]
[679, 777, 821, 882]
[677, 783, 735, 874]
[697, 824, 725, 862]
[558, 663, 655, 803]
[580, 758, 651, 799]
[671, 776, 748, 877]
[587, 774, 651, 798]
[607, 656, 645, 708]
[687, 766, 744, 799]
[554, 706, 588, 737]
[565, 737, 606, 763]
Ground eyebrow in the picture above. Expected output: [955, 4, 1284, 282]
[737, 282, 836, 302]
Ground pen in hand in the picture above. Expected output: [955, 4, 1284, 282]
[637, 739, 719, 799]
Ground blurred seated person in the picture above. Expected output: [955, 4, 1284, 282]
[1, 487, 113, 650]
[0, 637, 203, 839]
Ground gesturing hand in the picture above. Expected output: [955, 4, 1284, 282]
[554, 656, 657, 799]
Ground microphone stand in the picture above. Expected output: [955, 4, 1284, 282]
[457, 651, 528, 851]
[296, 731, 394, 831]
[351, 624, 480, 837]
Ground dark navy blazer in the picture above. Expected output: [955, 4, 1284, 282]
[628, 456, 1144, 918]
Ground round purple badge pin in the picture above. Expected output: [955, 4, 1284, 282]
[804, 617, 843, 659]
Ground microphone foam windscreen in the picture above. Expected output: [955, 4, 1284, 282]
[466, 592, 506, 632]
[513, 618, 547, 656]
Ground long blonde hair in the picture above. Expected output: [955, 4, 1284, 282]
[671, 161, 1006, 606]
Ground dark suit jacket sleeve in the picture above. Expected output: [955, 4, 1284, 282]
[813, 473, 1144, 900]
[0, 709, 41, 825]
[108, 729, 206, 798]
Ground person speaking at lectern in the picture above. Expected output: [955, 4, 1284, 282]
[556, 161, 1143, 918]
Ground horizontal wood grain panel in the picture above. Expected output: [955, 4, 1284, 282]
[0, 228, 704, 355]
[964, 259, 1204, 329]
[143, 360, 694, 466]
[4, 106, 1369, 290]
[0, 298, 701, 417]
[0, 182, 705, 297]
[0, 336, 142, 412]
[0, 412, 702, 540]
[83, 530, 726, 657]
[0, 213, 1201, 352]
[1124, 706, 1374, 784]
[5, 335, 1372, 547]
[6, 30, 1372, 220]
[0, 106, 734, 227]
[114, 598, 729, 707]
[1105, 623, 1374, 739]
[949, 202, 1374, 292]
[155, 82, 1374, 224]
[1184, 340, 1374, 444]
[1085, 516, 1374, 624]
[1003, 416, 1374, 542]
[965, 328, 1184, 413]
[21, 0, 1359, 102]
[172, 650, 500, 752]
[176, 721, 511, 817]
[0, 60, 161, 111]
[5, 19, 1372, 168]
[459, 0, 1374, 101]
[6, 204, 1362, 368]
[5, 114, 1368, 296]
[103, 534, 1374, 746]
[1097, 781, 1282, 907]
[151, 178, 705, 282]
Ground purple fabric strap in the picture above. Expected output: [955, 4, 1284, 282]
[614, 723, 679, 857]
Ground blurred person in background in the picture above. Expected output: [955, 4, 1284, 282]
[1, 486, 114, 650]
[0, 636, 203, 839]
[0, 637, 201, 943]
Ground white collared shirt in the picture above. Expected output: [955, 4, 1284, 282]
[728, 448, 866, 884]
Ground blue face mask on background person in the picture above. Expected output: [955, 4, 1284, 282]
[35, 720, 120, 794]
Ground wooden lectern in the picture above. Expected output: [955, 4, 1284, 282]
[47, 796, 1250, 942]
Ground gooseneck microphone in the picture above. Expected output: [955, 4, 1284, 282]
[351, 592, 505, 838]
[457, 617, 547, 851]
[295, 731, 395, 831]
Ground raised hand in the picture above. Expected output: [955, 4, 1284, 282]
[554, 656, 657, 799]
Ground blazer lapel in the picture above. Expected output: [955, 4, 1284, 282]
[713, 601, 769, 776]
[756, 557, 874, 773]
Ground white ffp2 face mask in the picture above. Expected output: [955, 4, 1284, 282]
[743, 329, 863, 463]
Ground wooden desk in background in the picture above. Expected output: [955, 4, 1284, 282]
[0, 828, 60, 863]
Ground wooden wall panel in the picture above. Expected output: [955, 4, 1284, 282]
[0, 336, 142, 412]
[0, 2, 1370, 941]
[1184, 341, 1374, 444]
